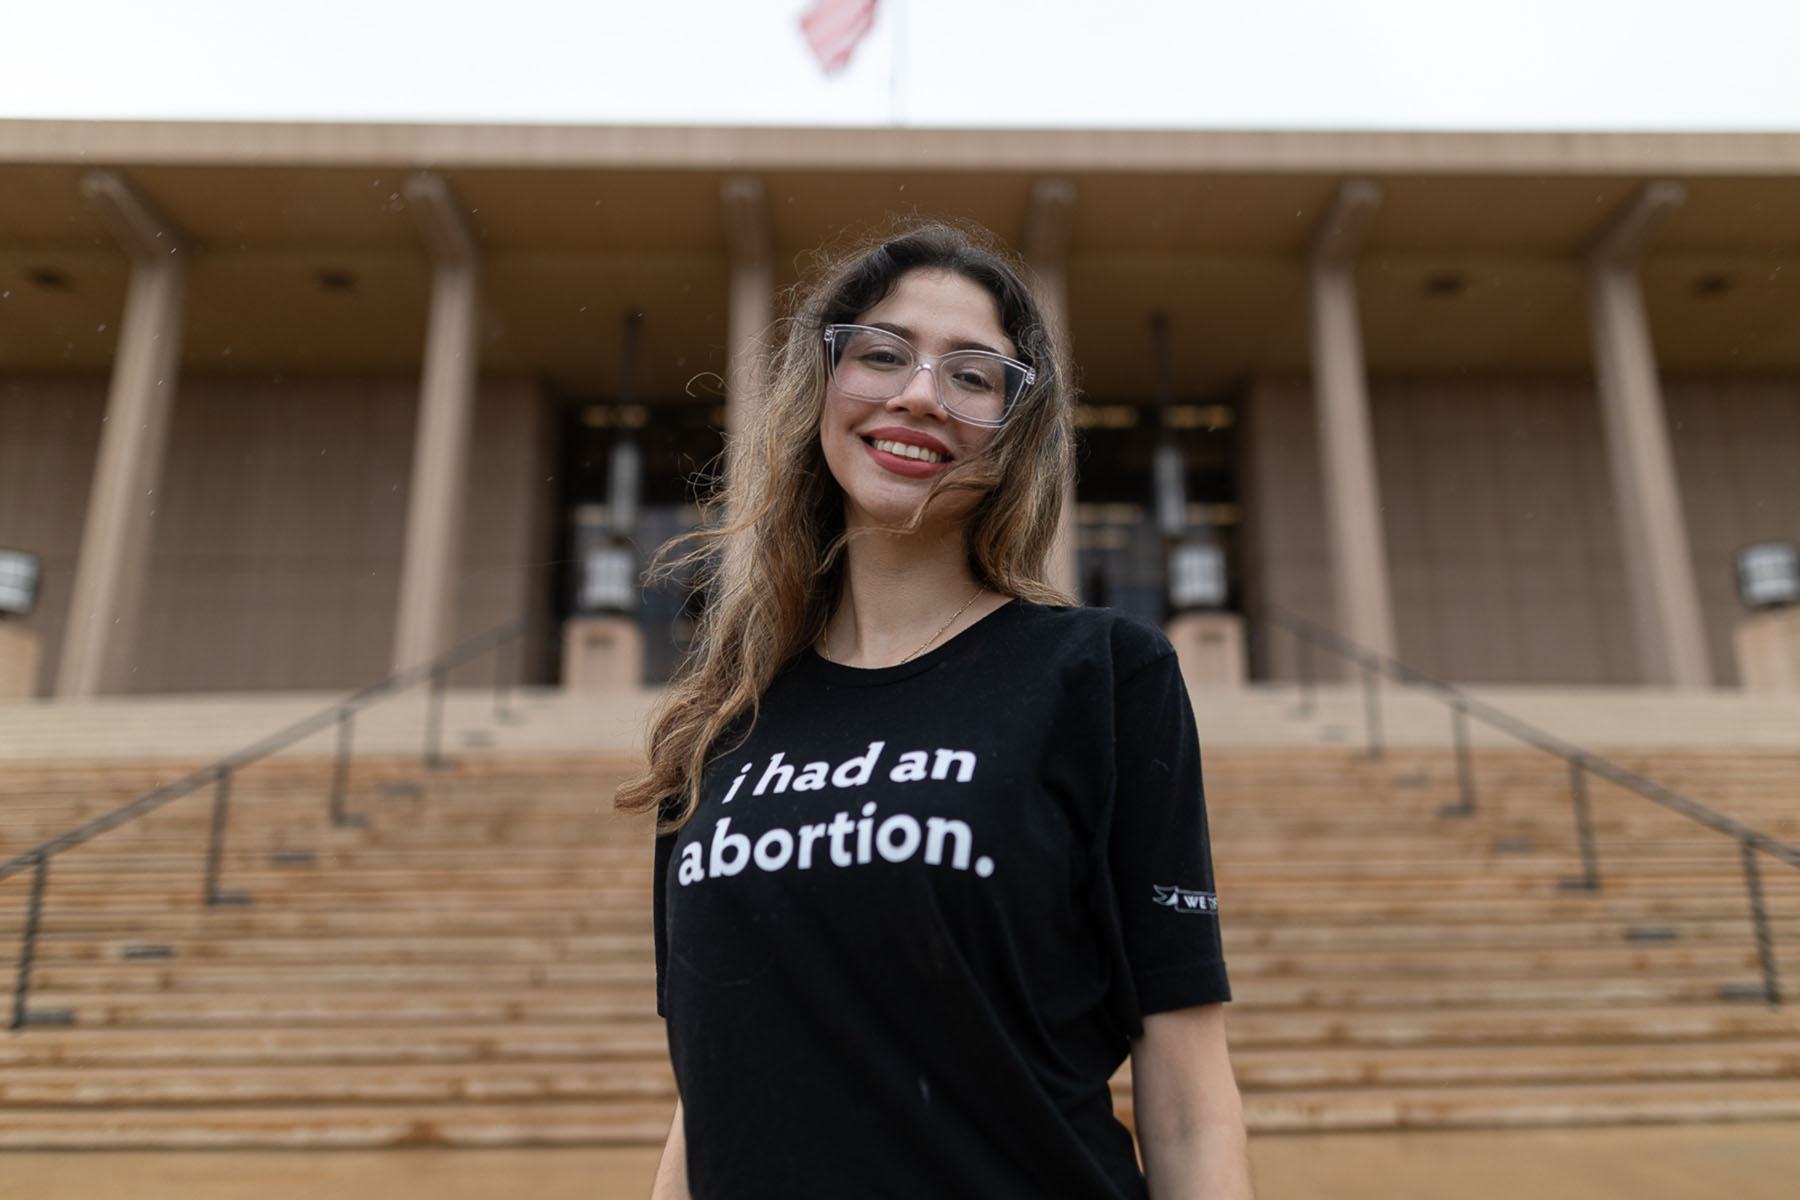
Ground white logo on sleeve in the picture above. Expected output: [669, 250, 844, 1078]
[1152, 885, 1218, 914]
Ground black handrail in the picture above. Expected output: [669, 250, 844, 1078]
[3, 616, 536, 1029]
[1260, 603, 1794, 1006]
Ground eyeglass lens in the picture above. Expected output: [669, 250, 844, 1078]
[829, 327, 1027, 425]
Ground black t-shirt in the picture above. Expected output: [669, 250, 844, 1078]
[653, 600, 1230, 1199]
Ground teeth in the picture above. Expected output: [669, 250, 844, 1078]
[870, 438, 946, 463]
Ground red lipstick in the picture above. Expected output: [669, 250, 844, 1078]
[860, 425, 953, 478]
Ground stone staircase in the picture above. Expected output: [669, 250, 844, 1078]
[1182, 749, 1800, 1131]
[2, 742, 1798, 1147]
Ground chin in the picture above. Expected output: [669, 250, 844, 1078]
[846, 486, 979, 536]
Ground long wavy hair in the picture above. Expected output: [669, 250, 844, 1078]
[615, 221, 1077, 831]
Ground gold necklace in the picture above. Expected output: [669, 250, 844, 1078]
[818, 588, 986, 667]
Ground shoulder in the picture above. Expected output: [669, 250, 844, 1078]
[1005, 601, 1176, 679]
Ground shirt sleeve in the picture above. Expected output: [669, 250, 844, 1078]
[1106, 645, 1231, 1019]
[653, 829, 675, 1019]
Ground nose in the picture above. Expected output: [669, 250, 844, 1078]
[884, 361, 948, 420]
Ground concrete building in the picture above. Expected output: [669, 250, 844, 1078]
[1, 120, 1797, 696]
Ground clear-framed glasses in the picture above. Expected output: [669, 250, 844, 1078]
[823, 324, 1036, 429]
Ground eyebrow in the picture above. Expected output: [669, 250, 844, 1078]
[867, 321, 1014, 359]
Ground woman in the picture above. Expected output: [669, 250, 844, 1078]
[616, 223, 1252, 1199]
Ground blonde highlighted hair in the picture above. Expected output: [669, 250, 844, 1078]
[614, 221, 1077, 830]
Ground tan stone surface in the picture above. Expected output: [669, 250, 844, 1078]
[1736, 609, 1800, 691]
[0, 621, 41, 699]
[1253, 1122, 1800, 1200]
[6, 1123, 1800, 1200]
[0, 683, 1796, 763]
[562, 618, 646, 691]
[0, 1147, 665, 1200]
[1166, 612, 1246, 687]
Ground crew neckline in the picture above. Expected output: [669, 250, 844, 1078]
[805, 597, 1025, 687]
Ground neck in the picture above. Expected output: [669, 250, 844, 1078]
[824, 521, 992, 667]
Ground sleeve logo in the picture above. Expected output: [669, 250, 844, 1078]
[1152, 885, 1218, 914]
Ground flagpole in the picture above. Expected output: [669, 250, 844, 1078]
[888, 0, 907, 126]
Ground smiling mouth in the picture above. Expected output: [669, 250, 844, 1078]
[866, 437, 948, 464]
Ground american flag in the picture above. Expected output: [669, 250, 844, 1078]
[799, 0, 879, 75]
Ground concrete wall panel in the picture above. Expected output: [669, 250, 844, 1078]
[0, 371, 554, 696]
[0, 375, 107, 695]
[1242, 373, 1800, 685]
[1666, 376, 1800, 686]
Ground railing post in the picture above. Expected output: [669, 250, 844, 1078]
[203, 771, 250, 907]
[1295, 631, 1316, 720]
[1558, 761, 1604, 892]
[492, 633, 514, 724]
[1360, 660, 1383, 760]
[10, 853, 48, 1031]
[424, 664, 448, 770]
[328, 707, 365, 828]
[1740, 839, 1782, 1006]
[1441, 698, 1477, 818]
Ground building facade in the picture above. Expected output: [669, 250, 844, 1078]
[2, 121, 1797, 695]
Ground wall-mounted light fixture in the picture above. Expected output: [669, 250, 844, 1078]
[0, 549, 41, 618]
[1168, 541, 1228, 613]
[1737, 542, 1799, 611]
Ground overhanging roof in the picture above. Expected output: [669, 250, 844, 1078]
[3, 121, 1797, 394]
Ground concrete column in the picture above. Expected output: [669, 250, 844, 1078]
[722, 177, 773, 455]
[55, 172, 187, 698]
[1586, 182, 1712, 687]
[1307, 181, 1397, 661]
[1025, 178, 1079, 599]
[391, 173, 481, 673]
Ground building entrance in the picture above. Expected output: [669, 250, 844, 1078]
[552, 390, 1242, 684]
[1071, 395, 1243, 630]
[553, 394, 724, 684]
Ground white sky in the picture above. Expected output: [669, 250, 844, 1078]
[4, 0, 1799, 131]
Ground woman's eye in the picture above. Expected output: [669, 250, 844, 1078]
[859, 349, 907, 367]
[951, 368, 998, 392]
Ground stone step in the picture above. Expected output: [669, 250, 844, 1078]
[1, 1080, 1798, 1149]
[0, 891, 1781, 934]
[0, 1101, 677, 1150]
[0, 909, 651, 938]
[1226, 916, 1800, 949]
[4, 1005, 1795, 1072]
[0, 1060, 676, 1107]
[1228, 1039, 1800, 1090]
[8, 975, 1772, 1025]
[22, 962, 658, 992]
[13, 914, 1799, 965]
[15, 945, 1799, 994]
[4, 1040, 1794, 1110]
[1227, 976, 1770, 1010]
[25, 852, 1788, 888]
[1224, 944, 1800, 981]
[20, 988, 654, 1027]
[19, 933, 655, 964]
[1235, 1078, 1800, 1133]
[0, 1022, 670, 1069]
[1222, 1003, 1800, 1048]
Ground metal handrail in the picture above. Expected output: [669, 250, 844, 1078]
[4, 616, 535, 1029]
[1260, 603, 1794, 1006]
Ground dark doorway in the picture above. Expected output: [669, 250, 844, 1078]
[1072, 394, 1242, 628]
[553, 394, 725, 683]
